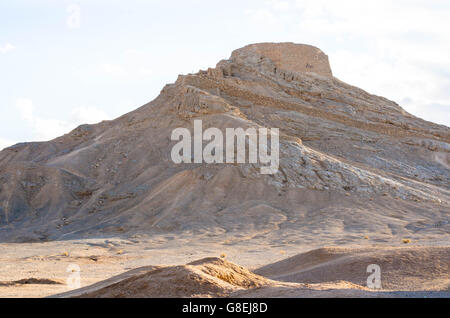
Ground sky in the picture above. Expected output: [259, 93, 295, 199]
[1, 0, 449, 150]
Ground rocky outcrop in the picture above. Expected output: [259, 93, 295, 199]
[231, 42, 333, 78]
[0, 42, 448, 243]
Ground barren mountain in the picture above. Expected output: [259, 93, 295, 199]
[0, 42, 449, 244]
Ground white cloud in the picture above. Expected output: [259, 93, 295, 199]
[15, 98, 71, 141]
[267, 0, 290, 11]
[0, 137, 16, 150]
[70, 106, 110, 124]
[100, 63, 126, 76]
[15, 98, 34, 122]
[98, 49, 154, 80]
[245, 8, 278, 26]
[14, 99, 110, 142]
[33, 117, 72, 141]
[139, 67, 153, 76]
[66, 4, 81, 29]
[0, 43, 15, 54]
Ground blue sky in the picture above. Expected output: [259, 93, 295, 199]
[1, 0, 449, 149]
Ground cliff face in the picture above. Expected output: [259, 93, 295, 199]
[231, 42, 333, 77]
[0, 43, 449, 243]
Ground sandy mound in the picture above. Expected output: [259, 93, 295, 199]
[68, 257, 272, 298]
[255, 246, 450, 291]
[51, 247, 450, 298]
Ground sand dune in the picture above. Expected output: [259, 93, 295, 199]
[55, 257, 274, 298]
[51, 247, 449, 298]
[255, 246, 450, 291]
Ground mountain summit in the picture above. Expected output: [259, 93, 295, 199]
[0, 43, 448, 243]
[231, 42, 333, 77]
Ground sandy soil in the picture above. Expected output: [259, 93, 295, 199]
[0, 236, 448, 297]
[53, 246, 449, 298]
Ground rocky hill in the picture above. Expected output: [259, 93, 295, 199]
[0, 42, 448, 243]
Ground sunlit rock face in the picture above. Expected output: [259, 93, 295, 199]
[230, 42, 333, 77]
[0, 42, 448, 243]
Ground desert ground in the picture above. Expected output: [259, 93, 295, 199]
[0, 239, 448, 297]
[1, 195, 449, 298]
[0, 43, 448, 298]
